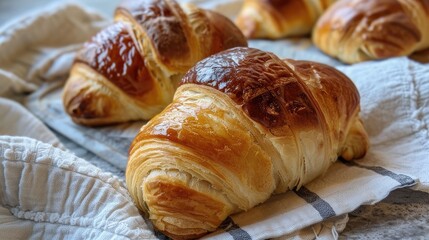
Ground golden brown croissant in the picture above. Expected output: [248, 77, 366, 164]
[126, 47, 369, 239]
[312, 0, 429, 64]
[235, 0, 337, 39]
[62, 0, 247, 126]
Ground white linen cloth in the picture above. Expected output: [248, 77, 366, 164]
[0, 1, 428, 240]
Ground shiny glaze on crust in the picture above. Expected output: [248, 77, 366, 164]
[76, 22, 153, 95]
[117, 0, 190, 63]
[181, 47, 319, 130]
[181, 47, 360, 131]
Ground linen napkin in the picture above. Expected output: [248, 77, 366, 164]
[0, 1, 428, 240]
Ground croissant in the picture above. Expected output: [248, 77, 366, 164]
[235, 0, 337, 39]
[126, 47, 369, 239]
[62, 0, 247, 126]
[312, 0, 429, 64]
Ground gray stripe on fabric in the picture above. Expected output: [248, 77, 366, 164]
[295, 187, 336, 219]
[219, 217, 252, 240]
[154, 231, 169, 240]
[340, 159, 415, 186]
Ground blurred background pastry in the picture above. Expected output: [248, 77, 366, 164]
[312, 0, 429, 63]
[235, 0, 337, 39]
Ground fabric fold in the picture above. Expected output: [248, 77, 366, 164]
[0, 136, 156, 240]
[0, 97, 63, 148]
[0, 3, 107, 96]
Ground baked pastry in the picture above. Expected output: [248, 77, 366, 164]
[126, 47, 369, 239]
[62, 0, 247, 126]
[313, 0, 429, 64]
[235, 0, 337, 39]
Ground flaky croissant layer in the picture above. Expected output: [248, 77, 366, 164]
[126, 47, 369, 239]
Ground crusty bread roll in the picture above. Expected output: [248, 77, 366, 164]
[126, 47, 369, 239]
[313, 0, 429, 63]
[62, 0, 247, 126]
[235, 0, 337, 39]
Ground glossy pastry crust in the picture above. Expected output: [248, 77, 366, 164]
[62, 0, 247, 126]
[75, 22, 154, 97]
[127, 47, 369, 239]
[312, 0, 429, 63]
[235, 0, 337, 39]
